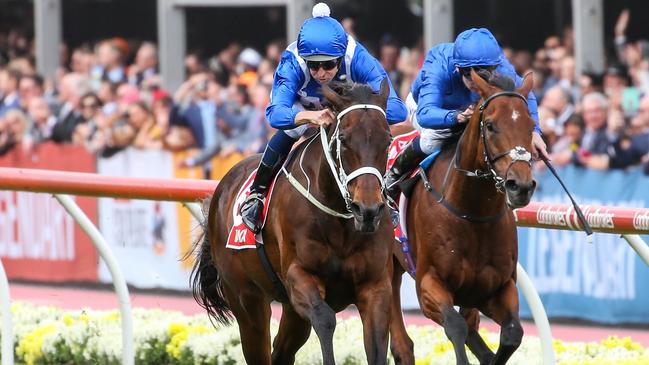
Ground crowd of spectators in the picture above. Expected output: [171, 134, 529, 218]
[0, 8, 648, 175]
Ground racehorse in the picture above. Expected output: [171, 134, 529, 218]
[191, 80, 397, 365]
[390, 69, 537, 365]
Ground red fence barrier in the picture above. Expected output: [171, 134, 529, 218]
[1, 167, 648, 235]
[514, 202, 649, 235]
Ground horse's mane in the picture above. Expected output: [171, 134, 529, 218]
[476, 69, 516, 92]
[327, 81, 376, 104]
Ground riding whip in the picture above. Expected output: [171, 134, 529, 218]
[539, 154, 594, 242]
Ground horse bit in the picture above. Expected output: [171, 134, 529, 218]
[456, 91, 533, 193]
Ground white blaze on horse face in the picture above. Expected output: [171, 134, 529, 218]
[511, 110, 520, 122]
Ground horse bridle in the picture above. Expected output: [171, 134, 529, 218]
[456, 91, 533, 193]
[320, 104, 387, 212]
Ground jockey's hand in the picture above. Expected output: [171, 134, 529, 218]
[532, 131, 550, 161]
[456, 105, 475, 124]
[295, 109, 335, 127]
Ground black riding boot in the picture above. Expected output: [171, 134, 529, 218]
[385, 142, 426, 201]
[240, 156, 286, 233]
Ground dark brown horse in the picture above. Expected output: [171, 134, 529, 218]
[390, 70, 537, 365]
[191, 80, 398, 364]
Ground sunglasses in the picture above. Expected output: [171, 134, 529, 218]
[306, 59, 339, 71]
[81, 103, 99, 109]
[459, 67, 490, 78]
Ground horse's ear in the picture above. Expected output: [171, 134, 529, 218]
[470, 69, 492, 99]
[322, 84, 347, 112]
[516, 71, 534, 97]
[375, 77, 390, 109]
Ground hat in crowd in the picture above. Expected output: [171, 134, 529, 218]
[452, 28, 503, 68]
[152, 89, 170, 102]
[238, 48, 262, 68]
[297, 3, 347, 61]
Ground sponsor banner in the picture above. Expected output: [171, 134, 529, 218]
[97, 148, 203, 290]
[518, 165, 649, 324]
[0, 143, 98, 281]
[514, 202, 649, 234]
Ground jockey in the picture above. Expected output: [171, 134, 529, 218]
[384, 28, 549, 198]
[239, 3, 407, 233]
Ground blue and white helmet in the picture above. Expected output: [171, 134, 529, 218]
[452, 28, 503, 68]
[297, 3, 347, 61]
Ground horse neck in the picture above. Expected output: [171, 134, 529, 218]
[299, 129, 350, 214]
[443, 107, 506, 216]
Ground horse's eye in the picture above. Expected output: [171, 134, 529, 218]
[486, 122, 496, 132]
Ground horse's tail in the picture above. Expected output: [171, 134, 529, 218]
[188, 197, 234, 326]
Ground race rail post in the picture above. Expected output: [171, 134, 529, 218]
[54, 194, 134, 365]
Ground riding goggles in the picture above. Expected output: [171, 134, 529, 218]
[459, 66, 493, 78]
[306, 58, 340, 71]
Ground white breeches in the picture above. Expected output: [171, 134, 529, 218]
[407, 92, 461, 155]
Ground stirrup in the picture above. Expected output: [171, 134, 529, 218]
[240, 192, 266, 233]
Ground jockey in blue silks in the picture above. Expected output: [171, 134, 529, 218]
[239, 3, 407, 233]
[384, 28, 549, 198]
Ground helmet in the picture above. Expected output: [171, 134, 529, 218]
[452, 28, 503, 68]
[297, 3, 347, 61]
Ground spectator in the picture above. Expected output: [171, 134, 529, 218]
[0, 68, 21, 117]
[26, 97, 56, 144]
[0, 109, 30, 155]
[579, 92, 611, 156]
[71, 92, 103, 148]
[541, 85, 574, 135]
[18, 74, 45, 111]
[379, 35, 403, 91]
[51, 73, 90, 143]
[90, 40, 126, 88]
[128, 42, 158, 87]
[549, 115, 585, 167]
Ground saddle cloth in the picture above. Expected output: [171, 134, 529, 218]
[387, 130, 441, 242]
[226, 169, 278, 250]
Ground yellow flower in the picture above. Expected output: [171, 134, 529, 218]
[16, 323, 57, 365]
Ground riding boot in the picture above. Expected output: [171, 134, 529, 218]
[240, 155, 287, 234]
[385, 142, 426, 201]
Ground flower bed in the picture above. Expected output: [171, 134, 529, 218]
[0, 302, 647, 364]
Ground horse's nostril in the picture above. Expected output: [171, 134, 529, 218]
[375, 202, 386, 216]
[505, 179, 519, 192]
[350, 202, 362, 216]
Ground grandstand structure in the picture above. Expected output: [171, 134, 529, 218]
[30, 0, 609, 91]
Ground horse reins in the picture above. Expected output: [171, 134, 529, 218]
[283, 103, 388, 219]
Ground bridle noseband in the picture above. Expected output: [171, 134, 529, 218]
[321, 104, 387, 211]
[457, 91, 533, 193]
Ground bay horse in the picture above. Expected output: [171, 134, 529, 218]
[191, 80, 397, 364]
[390, 70, 537, 365]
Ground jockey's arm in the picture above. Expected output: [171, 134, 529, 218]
[412, 64, 458, 129]
[351, 45, 407, 124]
[265, 53, 304, 130]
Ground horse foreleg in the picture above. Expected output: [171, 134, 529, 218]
[389, 258, 415, 365]
[480, 279, 524, 365]
[356, 276, 392, 365]
[224, 283, 272, 364]
[460, 307, 495, 365]
[286, 264, 337, 365]
[271, 303, 311, 365]
[419, 273, 471, 365]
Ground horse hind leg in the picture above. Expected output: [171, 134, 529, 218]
[224, 284, 274, 364]
[480, 280, 524, 365]
[389, 258, 414, 365]
[460, 307, 495, 365]
[271, 303, 311, 365]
